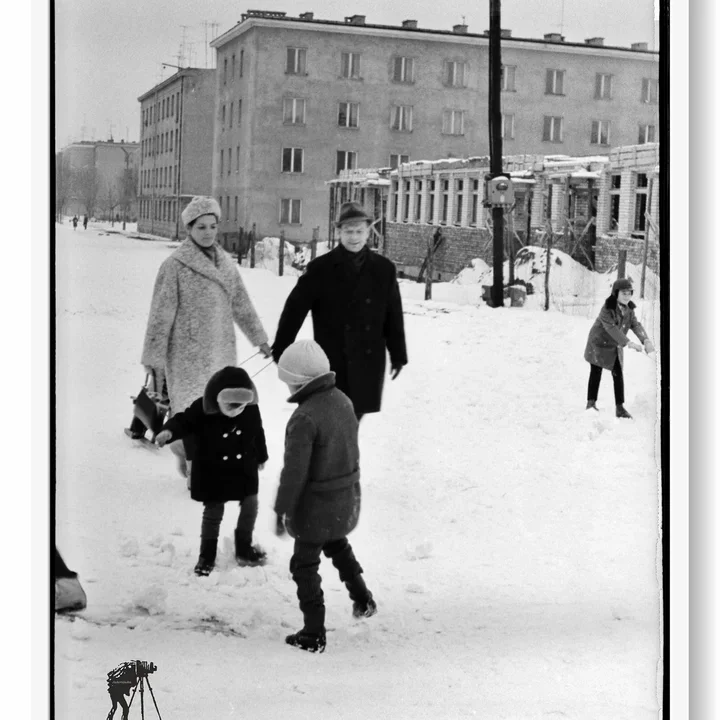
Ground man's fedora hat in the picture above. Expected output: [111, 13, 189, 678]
[335, 201, 373, 227]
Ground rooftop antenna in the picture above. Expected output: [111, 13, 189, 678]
[559, 0, 565, 36]
[180, 24, 190, 66]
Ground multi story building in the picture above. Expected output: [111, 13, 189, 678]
[209, 10, 659, 244]
[137, 68, 215, 238]
[58, 139, 140, 220]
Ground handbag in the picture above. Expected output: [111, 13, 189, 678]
[128, 372, 168, 440]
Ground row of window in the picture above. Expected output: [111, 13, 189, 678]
[139, 198, 180, 224]
[142, 129, 179, 158]
[222, 50, 245, 83]
[276, 47, 660, 102]
[143, 92, 181, 127]
[141, 165, 179, 191]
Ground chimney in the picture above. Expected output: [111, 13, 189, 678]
[453, 23, 468, 34]
[584, 37, 604, 46]
[544, 32, 564, 42]
[500, 28, 512, 38]
[631, 41, 649, 50]
[345, 14, 366, 25]
[402, 19, 418, 29]
[299, 12, 314, 20]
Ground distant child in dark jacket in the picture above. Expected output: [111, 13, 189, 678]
[274, 340, 376, 653]
[156, 366, 269, 575]
[584, 278, 654, 419]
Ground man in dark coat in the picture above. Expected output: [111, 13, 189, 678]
[272, 202, 407, 420]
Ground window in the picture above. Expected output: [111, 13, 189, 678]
[591, 119, 611, 145]
[392, 56, 414, 83]
[389, 154, 409, 170]
[501, 113, 515, 140]
[229, 102, 234, 128]
[224, 57, 228, 84]
[286, 47, 307, 75]
[227, 147, 232, 175]
[280, 199, 302, 224]
[237, 99, 242, 125]
[402, 180, 411, 222]
[595, 73, 613, 99]
[221, 104, 226, 130]
[471, 179, 480, 225]
[239, 49, 244, 77]
[390, 105, 413, 132]
[440, 179, 450, 224]
[414, 180, 423, 221]
[236, 145, 240, 172]
[454, 179, 464, 225]
[231, 54, 236, 81]
[543, 116, 563, 142]
[341, 52, 361, 79]
[338, 102, 359, 128]
[442, 110, 465, 135]
[220, 150, 224, 177]
[336, 150, 358, 174]
[641, 77, 659, 103]
[283, 97, 306, 125]
[638, 124, 656, 144]
[444, 60, 466, 88]
[609, 174, 621, 229]
[234, 196, 238, 223]
[545, 69, 565, 95]
[501, 65, 516, 91]
[281, 147, 304, 173]
[426, 179, 436, 223]
[634, 173, 649, 233]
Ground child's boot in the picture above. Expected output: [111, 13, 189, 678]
[586, 400, 599, 411]
[346, 574, 377, 618]
[615, 404, 633, 419]
[194, 538, 217, 576]
[234, 530, 267, 567]
[285, 629, 327, 653]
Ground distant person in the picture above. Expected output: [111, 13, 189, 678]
[272, 201, 407, 422]
[584, 278, 654, 419]
[72, 215, 78, 230]
[141, 196, 272, 482]
[274, 340, 376, 654]
[54, 547, 87, 612]
[155, 366, 269, 574]
[83, 215, 88, 230]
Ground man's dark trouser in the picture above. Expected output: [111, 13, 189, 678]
[106, 688, 130, 720]
[290, 537, 363, 633]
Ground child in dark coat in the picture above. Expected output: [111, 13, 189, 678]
[155, 366, 268, 575]
[583, 278, 654, 419]
[274, 339, 376, 654]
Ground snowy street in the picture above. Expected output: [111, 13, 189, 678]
[54, 222, 661, 719]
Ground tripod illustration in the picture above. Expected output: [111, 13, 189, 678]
[105, 661, 163, 720]
[126, 673, 163, 719]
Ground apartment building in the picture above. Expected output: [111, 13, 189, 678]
[137, 68, 215, 238]
[209, 10, 659, 244]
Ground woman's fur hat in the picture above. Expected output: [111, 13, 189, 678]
[203, 366, 257, 414]
[181, 196, 222, 229]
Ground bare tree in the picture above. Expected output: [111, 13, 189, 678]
[55, 153, 72, 221]
[119, 165, 138, 229]
[74, 165, 100, 220]
[104, 180, 122, 226]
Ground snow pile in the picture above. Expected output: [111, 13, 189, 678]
[248, 236, 301, 275]
[291, 241, 331, 271]
[451, 257, 491, 285]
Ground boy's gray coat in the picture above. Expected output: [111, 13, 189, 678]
[141, 239, 268, 414]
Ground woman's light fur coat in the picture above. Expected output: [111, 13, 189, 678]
[142, 239, 268, 414]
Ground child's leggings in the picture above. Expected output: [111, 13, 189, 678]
[587, 357, 624, 405]
[201, 494, 258, 544]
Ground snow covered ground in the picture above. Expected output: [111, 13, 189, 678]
[54, 223, 662, 719]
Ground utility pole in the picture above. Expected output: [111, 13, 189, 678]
[489, 0, 505, 308]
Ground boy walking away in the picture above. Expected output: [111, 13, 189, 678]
[584, 279, 654, 419]
[274, 340, 376, 653]
[155, 367, 268, 575]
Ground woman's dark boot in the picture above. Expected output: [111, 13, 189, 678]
[586, 400, 599, 411]
[345, 574, 377, 618]
[615, 404, 633, 419]
[194, 538, 217, 576]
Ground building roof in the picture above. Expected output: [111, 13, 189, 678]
[211, 10, 658, 59]
[137, 68, 215, 103]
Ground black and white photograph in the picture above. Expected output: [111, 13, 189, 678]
[42, 0, 697, 717]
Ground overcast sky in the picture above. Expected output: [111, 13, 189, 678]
[54, 0, 658, 148]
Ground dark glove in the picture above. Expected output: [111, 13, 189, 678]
[390, 364, 403, 380]
[274, 513, 287, 537]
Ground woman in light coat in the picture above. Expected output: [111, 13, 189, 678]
[142, 196, 271, 476]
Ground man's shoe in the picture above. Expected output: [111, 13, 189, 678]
[586, 400, 599, 411]
[615, 404, 633, 419]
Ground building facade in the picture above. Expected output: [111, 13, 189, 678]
[137, 68, 216, 238]
[209, 10, 659, 244]
[58, 139, 140, 220]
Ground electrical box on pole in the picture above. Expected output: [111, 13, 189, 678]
[484, 174, 515, 208]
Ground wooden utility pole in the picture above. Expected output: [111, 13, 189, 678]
[278, 230, 285, 276]
[489, 0, 505, 308]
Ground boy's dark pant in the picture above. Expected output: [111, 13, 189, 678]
[201, 495, 258, 543]
[290, 537, 363, 633]
[587, 358, 625, 405]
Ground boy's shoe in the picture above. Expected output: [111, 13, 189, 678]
[55, 576, 87, 613]
[235, 542, 267, 567]
[615, 404, 633, 419]
[586, 400, 599, 411]
[285, 629, 326, 653]
[194, 538, 217, 576]
[352, 596, 377, 619]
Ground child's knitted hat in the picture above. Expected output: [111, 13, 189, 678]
[277, 340, 333, 389]
[181, 196, 222, 228]
[203, 366, 257, 414]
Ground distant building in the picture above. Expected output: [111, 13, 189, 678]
[209, 10, 659, 245]
[59, 139, 140, 220]
[137, 68, 216, 238]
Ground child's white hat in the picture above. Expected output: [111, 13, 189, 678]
[277, 340, 331, 389]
